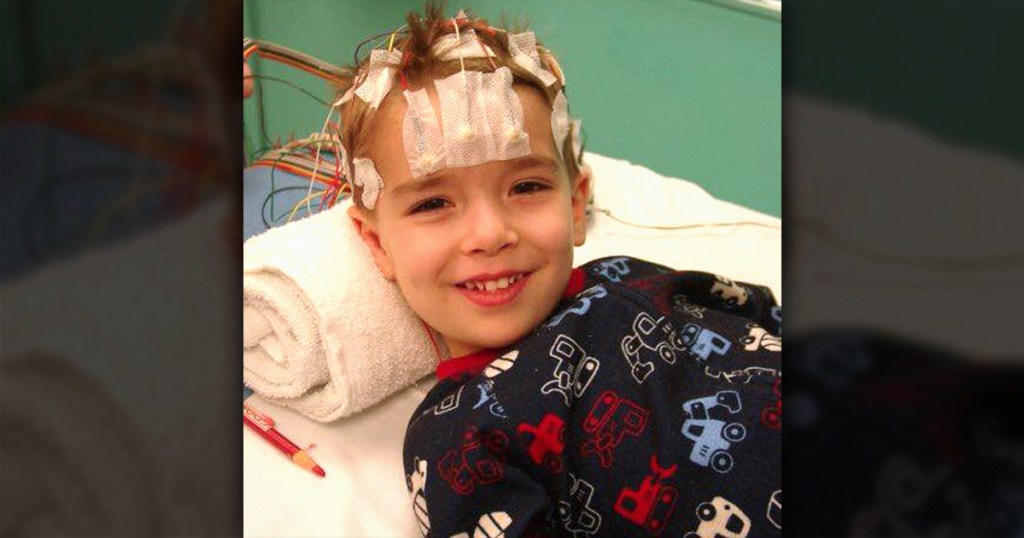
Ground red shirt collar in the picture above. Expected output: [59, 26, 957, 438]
[436, 349, 499, 381]
[564, 265, 586, 297]
[436, 267, 586, 380]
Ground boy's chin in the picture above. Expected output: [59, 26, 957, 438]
[445, 328, 533, 358]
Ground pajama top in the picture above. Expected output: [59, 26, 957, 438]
[403, 256, 782, 538]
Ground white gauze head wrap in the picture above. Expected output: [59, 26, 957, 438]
[350, 22, 582, 208]
[354, 49, 401, 109]
[352, 157, 383, 210]
[401, 22, 534, 178]
[508, 32, 558, 88]
[551, 90, 570, 157]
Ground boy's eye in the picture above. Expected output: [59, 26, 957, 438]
[511, 180, 550, 195]
[409, 197, 451, 214]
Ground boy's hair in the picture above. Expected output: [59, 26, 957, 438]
[335, 2, 583, 210]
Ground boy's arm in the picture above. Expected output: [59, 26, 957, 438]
[403, 379, 553, 538]
[408, 271, 782, 537]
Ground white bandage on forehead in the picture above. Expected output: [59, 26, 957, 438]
[507, 32, 558, 87]
[403, 66, 530, 177]
[348, 22, 581, 200]
[355, 49, 401, 109]
[434, 28, 496, 61]
[403, 88, 449, 177]
[352, 157, 384, 209]
[551, 90, 570, 157]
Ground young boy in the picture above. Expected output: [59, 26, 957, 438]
[340, 5, 781, 537]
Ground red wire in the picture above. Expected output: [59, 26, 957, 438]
[399, 49, 413, 90]
[477, 36, 496, 69]
[319, 186, 332, 211]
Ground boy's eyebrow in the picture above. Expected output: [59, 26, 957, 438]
[390, 155, 561, 197]
[511, 155, 560, 174]
[390, 174, 448, 198]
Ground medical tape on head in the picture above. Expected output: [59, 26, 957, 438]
[334, 86, 355, 107]
[339, 142, 352, 185]
[507, 32, 558, 87]
[433, 29, 496, 61]
[355, 49, 401, 109]
[432, 66, 530, 171]
[403, 88, 449, 177]
[551, 90, 570, 157]
[485, 68, 532, 152]
[571, 118, 583, 163]
[544, 53, 566, 87]
[352, 157, 384, 209]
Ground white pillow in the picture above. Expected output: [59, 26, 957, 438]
[579, 152, 781, 299]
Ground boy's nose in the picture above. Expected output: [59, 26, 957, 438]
[461, 202, 518, 256]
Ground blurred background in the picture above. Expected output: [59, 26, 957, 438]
[2, 1, 240, 536]
[784, 3, 1024, 537]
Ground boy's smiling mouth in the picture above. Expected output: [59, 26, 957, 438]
[455, 271, 532, 307]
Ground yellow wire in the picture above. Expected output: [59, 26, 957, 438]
[85, 180, 165, 244]
[305, 102, 338, 217]
[286, 190, 325, 223]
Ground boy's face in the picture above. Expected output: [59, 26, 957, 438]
[350, 84, 590, 358]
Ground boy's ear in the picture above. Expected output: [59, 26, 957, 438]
[347, 205, 396, 281]
[571, 164, 592, 247]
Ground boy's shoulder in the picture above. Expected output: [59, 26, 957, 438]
[577, 255, 674, 283]
[574, 255, 781, 335]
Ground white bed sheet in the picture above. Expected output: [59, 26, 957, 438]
[243, 151, 781, 538]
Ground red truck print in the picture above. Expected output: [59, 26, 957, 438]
[762, 378, 782, 430]
[581, 390, 649, 468]
[437, 426, 509, 495]
[517, 414, 566, 473]
[615, 455, 679, 535]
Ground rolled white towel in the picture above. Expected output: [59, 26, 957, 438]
[243, 201, 445, 421]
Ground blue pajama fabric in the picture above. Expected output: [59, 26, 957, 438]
[404, 256, 782, 537]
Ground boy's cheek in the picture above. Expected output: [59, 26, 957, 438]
[389, 248, 437, 287]
[535, 219, 577, 252]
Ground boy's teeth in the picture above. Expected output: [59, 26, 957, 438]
[464, 274, 520, 292]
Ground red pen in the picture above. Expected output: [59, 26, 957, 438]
[244, 404, 326, 477]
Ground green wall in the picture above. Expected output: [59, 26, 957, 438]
[244, 0, 781, 216]
[786, 2, 1024, 168]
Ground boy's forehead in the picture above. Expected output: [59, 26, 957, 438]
[368, 83, 560, 186]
